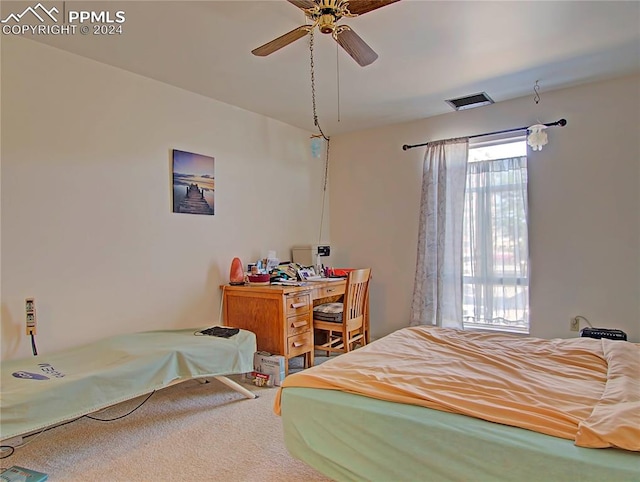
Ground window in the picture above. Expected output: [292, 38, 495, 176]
[462, 136, 529, 333]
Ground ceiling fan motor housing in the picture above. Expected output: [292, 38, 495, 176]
[318, 0, 343, 10]
[319, 14, 336, 33]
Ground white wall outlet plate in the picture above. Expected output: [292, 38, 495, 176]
[570, 317, 579, 332]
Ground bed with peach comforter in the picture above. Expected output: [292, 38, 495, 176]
[276, 327, 639, 481]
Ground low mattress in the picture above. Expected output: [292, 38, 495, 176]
[281, 387, 640, 482]
[1, 328, 256, 440]
[276, 326, 640, 451]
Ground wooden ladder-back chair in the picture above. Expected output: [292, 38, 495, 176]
[313, 268, 371, 357]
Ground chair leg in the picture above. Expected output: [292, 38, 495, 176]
[324, 330, 331, 357]
[343, 328, 350, 353]
[326, 329, 331, 357]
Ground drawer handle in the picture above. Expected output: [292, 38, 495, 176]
[291, 321, 307, 328]
[326, 289, 336, 293]
[292, 341, 305, 348]
[290, 302, 306, 309]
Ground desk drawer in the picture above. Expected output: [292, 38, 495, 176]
[287, 314, 311, 336]
[287, 331, 312, 358]
[314, 284, 343, 300]
[286, 293, 311, 317]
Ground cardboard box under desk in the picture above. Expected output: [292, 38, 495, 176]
[252, 351, 286, 386]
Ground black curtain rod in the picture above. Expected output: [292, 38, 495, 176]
[401, 118, 567, 151]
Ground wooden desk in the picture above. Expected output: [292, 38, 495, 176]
[221, 280, 347, 374]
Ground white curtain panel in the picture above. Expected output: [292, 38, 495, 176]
[411, 138, 469, 328]
[463, 156, 529, 328]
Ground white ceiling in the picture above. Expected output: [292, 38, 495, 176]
[17, 0, 640, 135]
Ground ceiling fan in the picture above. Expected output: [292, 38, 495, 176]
[252, 0, 400, 67]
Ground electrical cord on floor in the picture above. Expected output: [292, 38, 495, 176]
[0, 390, 156, 459]
[85, 390, 155, 421]
[0, 445, 15, 459]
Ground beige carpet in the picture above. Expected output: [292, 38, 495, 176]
[0, 372, 334, 481]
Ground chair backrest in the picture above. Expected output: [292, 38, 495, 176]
[343, 268, 371, 327]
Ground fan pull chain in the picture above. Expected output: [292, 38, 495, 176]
[309, 31, 329, 141]
[309, 30, 330, 245]
[318, 138, 330, 243]
[336, 42, 341, 123]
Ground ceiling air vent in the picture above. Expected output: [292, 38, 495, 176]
[445, 92, 494, 111]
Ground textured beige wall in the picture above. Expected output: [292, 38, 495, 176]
[2, 37, 638, 360]
[1, 37, 328, 360]
[329, 74, 640, 342]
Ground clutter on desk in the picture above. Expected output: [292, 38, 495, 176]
[274, 263, 298, 280]
[243, 257, 303, 285]
[325, 268, 353, 278]
[236, 251, 351, 286]
[271, 263, 310, 284]
[250, 256, 281, 276]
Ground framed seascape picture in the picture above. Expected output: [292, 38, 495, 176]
[172, 149, 215, 215]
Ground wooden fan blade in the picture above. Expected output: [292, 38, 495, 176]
[252, 26, 310, 57]
[345, 0, 400, 16]
[335, 27, 378, 66]
[287, 0, 316, 9]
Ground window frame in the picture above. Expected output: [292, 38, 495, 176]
[462, 134, 530, 334]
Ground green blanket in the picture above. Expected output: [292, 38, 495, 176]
[1, 328, 256, 440]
